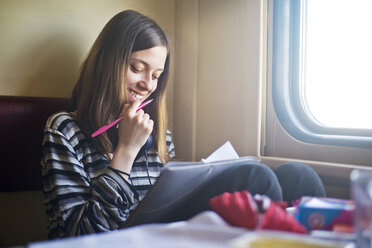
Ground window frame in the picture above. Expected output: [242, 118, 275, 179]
[271, 0, 372, 149]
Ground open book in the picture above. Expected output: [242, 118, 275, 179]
[121, 141, 260, 228]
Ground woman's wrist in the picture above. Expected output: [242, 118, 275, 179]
[111, 168, 131, 177]
[110, 145, 137, 178]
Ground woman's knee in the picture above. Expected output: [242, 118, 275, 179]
[273, 162, 326, 203]
[274, 162, 324, 185]
[227, 163, 283, 201]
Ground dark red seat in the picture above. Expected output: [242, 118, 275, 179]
[0, 95, 72, 192]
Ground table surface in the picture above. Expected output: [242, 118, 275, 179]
[26, 211, 355, 248]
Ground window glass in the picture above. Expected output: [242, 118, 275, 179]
[303, 0, 372, 130]
[265, 0, 372, 165]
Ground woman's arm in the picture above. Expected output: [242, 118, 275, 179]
[110, 100, 153, 179]
[41, 114, 138, 238]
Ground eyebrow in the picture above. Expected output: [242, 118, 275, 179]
[131, 58, 164, 72]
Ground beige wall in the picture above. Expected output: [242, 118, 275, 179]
[174, 0, 263, 161]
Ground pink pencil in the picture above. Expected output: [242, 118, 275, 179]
[91, 99, 154, 138]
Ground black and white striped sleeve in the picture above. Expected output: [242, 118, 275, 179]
[166, 130, 175, 159]
[41, 114, 139, 239]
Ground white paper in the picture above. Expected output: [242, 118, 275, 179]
[201, 141, 239, 163]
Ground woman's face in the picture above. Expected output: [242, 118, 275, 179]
[126, 46, 167, 102]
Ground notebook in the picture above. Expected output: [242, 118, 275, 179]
[121, 155, 260, 228]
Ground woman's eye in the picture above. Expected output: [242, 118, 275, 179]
[152, 72, 163, 80]
[131, 65, 141, 73]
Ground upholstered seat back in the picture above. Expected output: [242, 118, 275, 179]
[0, 95, 71, 192]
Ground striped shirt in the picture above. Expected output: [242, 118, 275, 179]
[41, 112, 175, 239]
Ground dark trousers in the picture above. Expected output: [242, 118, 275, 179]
[175, 162, 326, 222]
[124, 161, 326, 226]
[273, 162, 326, 203]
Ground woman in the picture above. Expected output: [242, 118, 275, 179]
[42, 10, 174, 239]
[41, 9, 325, 239]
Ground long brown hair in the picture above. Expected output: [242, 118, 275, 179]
[71, 10, 171, 163]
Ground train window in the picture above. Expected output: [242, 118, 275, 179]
[305, 0, 372, 130]
[268, 0, 372, 150]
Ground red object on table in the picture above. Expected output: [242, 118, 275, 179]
[209, 190, 307, 234]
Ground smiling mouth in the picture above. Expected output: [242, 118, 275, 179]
[128, 89, 145, 100]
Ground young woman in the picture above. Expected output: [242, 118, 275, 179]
[41, 10, 174, 239]
[41, 9, 325, 239]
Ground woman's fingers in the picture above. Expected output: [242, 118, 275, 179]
[142, 113, 153, 134]
[147, 119, 154, 133]
[129, 100, 142, 114]
[134, 111, 153, 133]
[121, 100, 141, 117]
[116, 100, 153, 150]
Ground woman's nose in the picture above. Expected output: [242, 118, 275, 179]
[139, 73, 154, 91]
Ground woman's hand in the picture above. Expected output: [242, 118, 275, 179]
[110, 100, 153, 179]
[117, 100, 153, 152]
